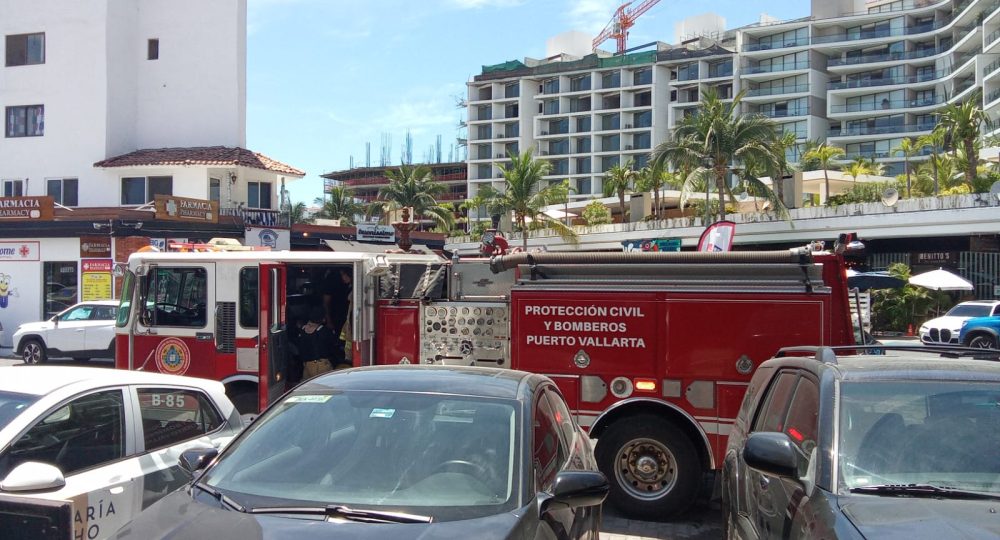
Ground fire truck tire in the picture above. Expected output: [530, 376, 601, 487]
[229, 388, 259, 415]
[596, 415, 700, 520]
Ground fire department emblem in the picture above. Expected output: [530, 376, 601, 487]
[573, 349, 591, 368]
[735, 354, 754, 375]
[155, 338, 191, 376]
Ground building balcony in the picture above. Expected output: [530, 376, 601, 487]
[828, 47, 939, 67]
[756, 106, 810, 118]
[742, 38, 809, 52]
[745, 83, 810, 97]
[828, 122, 936, 137]
[744, 60, 810, 74]
[829, 96, 945, 113]
[827, 70, 944, 90]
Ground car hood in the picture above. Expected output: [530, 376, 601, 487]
[113, 490, 531, 540]
[14, 321, 53, 334]
[921, 316, 969, 330]
[841, 496, 1000, 539]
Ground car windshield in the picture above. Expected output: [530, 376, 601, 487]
[0, 391, 39, 431]
[945, 304, 993, 317]
[838, 380, 1000, 494]
[202, 389, 520, 521]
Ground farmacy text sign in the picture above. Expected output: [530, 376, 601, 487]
[0, 197, 54, 221]
[154, 195, 219, 223]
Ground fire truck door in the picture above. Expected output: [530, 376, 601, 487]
[259, 263, 288, 409]
[353, 260, 374, 366]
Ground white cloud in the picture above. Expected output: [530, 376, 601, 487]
[447, 0, 524, 9]
[565, 0, 620, 33]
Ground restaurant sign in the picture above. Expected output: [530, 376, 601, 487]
[154, 195, 218, 223]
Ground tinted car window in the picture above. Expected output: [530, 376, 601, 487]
[138, 389, 223, 452]
[533, 391, 566, 492]
[752, 371, 797, 432]
[782, 378, 819, 476]
[945, 304, 992, 317]
[91, 305, 117, 320]
[0, 390, 125, 477]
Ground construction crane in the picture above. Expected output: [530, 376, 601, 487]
[592, 0, 661, 55]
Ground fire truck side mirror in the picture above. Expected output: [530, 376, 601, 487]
[135, 264, 150, 277]
[368, 255, 391, 277]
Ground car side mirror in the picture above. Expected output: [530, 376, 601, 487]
[179, 447, 219, 475]
[0, 462, 66, 492]
[539, 470, 609, 515]
[743, 432, 800, 479]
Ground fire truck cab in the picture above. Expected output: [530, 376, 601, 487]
[115, 247, 855, 519]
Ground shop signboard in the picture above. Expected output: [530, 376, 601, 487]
[80, 236, 112, 258]
[0, 196, 54, 221]
[81, 258, 113, 301]
[622, 238, 681, 252]
[356, 223, 396, 243]
[245, 227, 289, 250]
[0, 241, 39, 261]
[154, 195, 219, 223]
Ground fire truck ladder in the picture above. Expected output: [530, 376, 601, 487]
[490, 249, 828, 294]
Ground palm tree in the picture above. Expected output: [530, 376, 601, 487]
[314, 186, 364, 226]
[602, 160, 636, 221]
[892, 137, 919, 197]
[802, 143, 845, 204]
[491, 149, 577, 251]
[461, 190, 495, 233]
[935, 94, 992, 186]
[651, 88, 783, 221]
[916, 130, 946, 195]
[289, 201, 311, 224]
[634, 163, 673, 220]
[844, 159, 870, 184]
[370, 164, 453, 231]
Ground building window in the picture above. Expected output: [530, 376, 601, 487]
[5, 33, 45, 66]
[47, 178, 78, 206]
[2, 180, 24, 197]
[148, 38, 159, 60]
[209, 178, 221, 204]
[121, 176, 173, 205]
[6, 105, 44, 137]
[248, 182, 272, 209]
[44, 261, 78, 318]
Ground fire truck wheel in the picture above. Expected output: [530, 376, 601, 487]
[230, 389, 259, 415]
[596, 415, 700, 520]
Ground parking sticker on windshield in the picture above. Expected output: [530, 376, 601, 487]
[286, 395, 332, 404]
[370, 408, 395, 418]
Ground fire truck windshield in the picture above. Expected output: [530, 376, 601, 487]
[139, 267, 209, 328]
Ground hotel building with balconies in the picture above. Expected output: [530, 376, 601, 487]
[466, 0, 1000, 204]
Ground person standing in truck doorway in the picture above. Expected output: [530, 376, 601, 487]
[299, 306, 335, 378]
[323, 268, 352, 362]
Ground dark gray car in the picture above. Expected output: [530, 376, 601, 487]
[111, 366, 607, 540]
[722, 346, 1000, 539]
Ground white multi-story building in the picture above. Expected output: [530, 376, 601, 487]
[466, 0, 999, 203]
[0, 0, 303, 343]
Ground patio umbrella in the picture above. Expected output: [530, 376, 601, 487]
[846, 269, 906, 291]
[908, 267, 974, 291]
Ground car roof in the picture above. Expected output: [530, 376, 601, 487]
[0, 366, 222, 397]
[75, 300, 119, 306]
[955, 300, 1000, 306]
[302, 365, 538, 400]
[829, 355, 1000, 382]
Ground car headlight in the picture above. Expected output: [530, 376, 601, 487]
[919, 325, 928, 332]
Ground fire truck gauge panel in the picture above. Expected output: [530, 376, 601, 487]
[420, 301, 509, 367]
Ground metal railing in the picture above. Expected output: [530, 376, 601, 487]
[742, 38, 808, 52]
[828, 123, 937, 137]
[219, 207, 283, 227]
[746, 83, 810, 96]
[756, 106, 810, 118]
[829, 96, 945, 113]
[745, 60, 810, 74]
[828, 47, 939, 67]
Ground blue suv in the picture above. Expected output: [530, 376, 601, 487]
[959, 316, 1000, 349]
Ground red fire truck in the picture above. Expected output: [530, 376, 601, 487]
[114, 246, 855, 518]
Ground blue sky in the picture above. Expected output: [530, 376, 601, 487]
[246, 0, 810, 204]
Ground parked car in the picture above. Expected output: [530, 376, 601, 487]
[0, 366, 243, 540]
[919, 300, 1000, 345]
[960, 315, 1000, 349]
[722, 345, 1000, 539]
[13, 300, 119, 363]
[112, 366, 608, 540]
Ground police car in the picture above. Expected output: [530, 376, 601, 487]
[0, 366, 242, 540]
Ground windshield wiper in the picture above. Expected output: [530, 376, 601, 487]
[850, 483, 1000, 500]
[247, 504, 433, 524]
[191, 481, 247, 512]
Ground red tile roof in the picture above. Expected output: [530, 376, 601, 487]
[94, 146, 305, 176]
